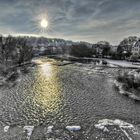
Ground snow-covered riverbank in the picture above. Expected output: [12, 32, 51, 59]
[106, 59, 140, 69]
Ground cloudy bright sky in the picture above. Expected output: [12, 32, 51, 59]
[0, 0, 140, 44]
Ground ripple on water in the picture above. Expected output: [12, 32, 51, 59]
[0, 58, 140, 139]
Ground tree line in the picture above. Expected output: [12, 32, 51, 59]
[0, 35, 33, 75]
[0, 35, 140, 70]
[70, 36, 140, 60]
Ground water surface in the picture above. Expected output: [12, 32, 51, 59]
[0, 58, 140, 139]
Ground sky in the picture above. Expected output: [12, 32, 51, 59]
[0, 0, 140, 44]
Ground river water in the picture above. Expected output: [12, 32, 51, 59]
[0, 58, 140, 140]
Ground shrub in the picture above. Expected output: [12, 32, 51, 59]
[116, 71, 140, 93]
[70, 44, 92, 57]
[102, 60, 108, 65]
[130, 54, 139, 62]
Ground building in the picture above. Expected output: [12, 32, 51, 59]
[132, 39, 140, 55]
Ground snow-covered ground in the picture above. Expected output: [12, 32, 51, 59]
[4, 126, 9, 133]
[47, 126, 54, 133]
[66, 126, 81, 131]
[95, 119, 138, 140]
[106, 60, 140, 68]
[23, 126, 34, 140]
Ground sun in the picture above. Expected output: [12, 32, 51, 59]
[40, 19, 48, 28]
[32, 13, 52, 33]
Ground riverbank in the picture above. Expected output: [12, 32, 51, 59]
[106, 59, 140, 69]
[46, 55, 140, 69]
[114, 70, 140, 101]
[0, 61, 34, 87]
[114, 80, 140, 101]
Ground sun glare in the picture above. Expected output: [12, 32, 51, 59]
[40, 19, 48, 28]
[32, 13, 52, 33]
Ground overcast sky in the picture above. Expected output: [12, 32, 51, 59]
[0, 0, 140, 44]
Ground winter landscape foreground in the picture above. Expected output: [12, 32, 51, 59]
[0, 57, 140, 140]
[1, 0, 140, 139]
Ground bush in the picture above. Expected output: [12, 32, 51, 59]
[116, 71, 140, 92]
[0, 36, 33, 67]
[102, 60, 108, 65]
[130, 54, 139, 62]
[0, 35, 33, 83]
[70, 44, 93, 57]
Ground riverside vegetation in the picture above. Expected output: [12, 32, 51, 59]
[0, 35, 33, 86]
[115, 70, 140, 100]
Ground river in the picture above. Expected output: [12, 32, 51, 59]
[0, 57, 140, 140]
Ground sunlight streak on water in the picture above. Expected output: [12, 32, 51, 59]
[41, 63, 52, 80]
[32, 60, 61, 114]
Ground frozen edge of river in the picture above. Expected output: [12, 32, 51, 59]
[95, 119, 139, 140]
[114, 80, 140, 101]
[2, 119, 139, 140]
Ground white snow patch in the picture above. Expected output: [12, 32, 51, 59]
[94, 67, 103, 70]
[114, 80, 125, 94]
[108, 63, 118, 67]
[88, 72, 92, 74]
[47, 126, 54, 133]
[106, 60, 140, 68]
[4, 126, 9, 132]
[66, 126, 81, 131]
[95, 119, 138, 140]
[120, 127, 133, 140]
[95, 119, 134, 129]
[114, 79, 140, 100]
[23, 126, 34, 140]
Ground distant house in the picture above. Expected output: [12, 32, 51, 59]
[132, 39, 140, 55]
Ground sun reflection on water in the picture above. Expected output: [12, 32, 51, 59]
[41, 63, 52, 80]
[32, 60, 61, 114]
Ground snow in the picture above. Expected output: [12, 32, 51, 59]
[114, 71, 140, 100]
[95, 119, 138, 140]
[4, 126, 9, 132]
[114, 80, 125, 94]
[103, 127, 109, 132]
[66, 126, 81, 131]
[95, 119, 135, 130]
[106, 60, 140, 68]
[23, 126, 34, 140]
[128, 70, 140, 79]
[108, 63, 118, 67]
[47, 126, 54, 133]
[120, 127, 133, 140]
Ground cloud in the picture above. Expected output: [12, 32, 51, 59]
[0, 0, 140, 44]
